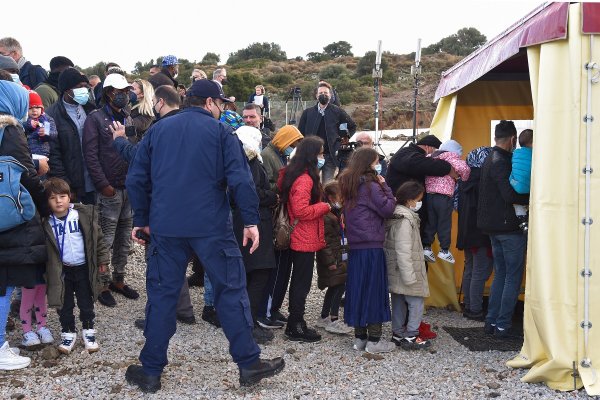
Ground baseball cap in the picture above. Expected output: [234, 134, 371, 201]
[187, 79, 231, 102]
[162, 55, 179, 67]
[103, 73, 132, 90]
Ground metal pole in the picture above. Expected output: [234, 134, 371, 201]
[412, 38, 422, 142]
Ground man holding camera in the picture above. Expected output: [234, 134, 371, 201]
[298, 81, 356, 183]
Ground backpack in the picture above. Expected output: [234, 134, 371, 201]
[0, 127, 36, 232]
[272, 202, 298, 251]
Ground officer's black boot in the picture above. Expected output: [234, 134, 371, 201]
[125, 365, 161, 393]
[239, 357, 285, 387]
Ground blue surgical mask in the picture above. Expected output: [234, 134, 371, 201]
[317, 157, 325, 169]
[374, 163, 382, 175]
[283, 147, 294, 157]
[71, 87, 90, 105]
[10, 74, 21, 85]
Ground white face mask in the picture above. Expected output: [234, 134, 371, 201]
[410, 201, 422, 212]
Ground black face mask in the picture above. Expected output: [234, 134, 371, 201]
[221, 78, 228, 85]
[112, 92, 129, 109]
[318, 94, 329, 105]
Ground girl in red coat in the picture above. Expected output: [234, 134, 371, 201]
[278, 136, 330, 342]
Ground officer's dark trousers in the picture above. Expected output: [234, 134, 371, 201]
[140, 232, 260, 376]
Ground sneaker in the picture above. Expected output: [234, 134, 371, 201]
[257, 316, 284, 329]
[325, 319, 353, 335]
[252, 325, 274, 345]
[58, 332, 77, 354]
[353, 338, 367, 351]
[437, 250, 456, 264]
[284, 321, 321, 343]
[201, 306, 221, 328]
[0, 342, 31, 370]
[398, 336, 431, 350]
[423, 248, 436, 263]
[270, 310, 288, 323]
[82, 329, 99, 353]
[314, 316, 331, 329]
[484, 322, 496, 335]
[98, 290, 117, 307]
[109, 282, 139, 300]
[419, 321, 437, 340]
[21, 331, 41, 349]
[37, 327, 54, 344]
[365, 340, 396, 354]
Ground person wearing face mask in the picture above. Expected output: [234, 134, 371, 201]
[129, 79, 155, 141]
[384, 180, 432, 350]
[34, 56, 74, 109]
[477, 120, 529, 340]
[46, 68, 96, 205]
[298, 81, 356, 184]
[212, 68, 235, 102]
[125, 78, 284, 392]
[82, 73, 139, 308]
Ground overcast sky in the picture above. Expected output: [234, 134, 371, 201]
[2, 0, 543, 72]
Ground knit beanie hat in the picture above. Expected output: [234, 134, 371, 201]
[49, 56, 74, 72]
[58, 67, 89, 93]
[416, 134, 442, 148]
[28, 90, 43, 109]
[439, 139, 463, 156]
[272, 125, 304, 152]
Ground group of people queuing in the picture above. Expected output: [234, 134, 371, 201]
[0, 35, 533, 393]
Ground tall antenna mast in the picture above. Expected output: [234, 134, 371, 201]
[373, 40, 384, 153]
[411, 38, 422, 142]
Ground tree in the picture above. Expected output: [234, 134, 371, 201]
[422, 27, 486, 56]
[227, 42, 287, 64]
[306, 52, 330, 62]
[323, 41, 353, 58]
[201, 52, 220, 64]
[356, 51, 390, 76]
[225, 72, 261, 101]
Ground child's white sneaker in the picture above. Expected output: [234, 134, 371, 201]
[365, 340, 396, 354]
[58, 332, 77, 354]
[82, 329, 99, 353]
[21, 331, 41, 349]
[37, 327, 54, 344]
[423, 248, 436, 263]
[325, 319, 353, 335]
[353, 338, 367, 351]
[0, 342, 30, 370]
[314, 316, 331, 329]
[437, 250, 456, 264]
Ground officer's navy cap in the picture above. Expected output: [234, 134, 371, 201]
[187, 79, 232, 102]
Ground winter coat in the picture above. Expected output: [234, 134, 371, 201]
[456, 167, 490, 250]
[43, 204, 110, 308]
[130, 107, 154, 140]
[82, 107, 132, 191]
[316, 210, 348, 290]
[509, 147, 532, 194]
[46, 100, 96, 196]
[19, 61, 48, 90]
[278, 170, 329, 252]
[425, 151, 471, 197]
[0, 115, 48, 294]
[247, 93, 269, 114]
[298, 103, 357, 157]
[344, 179, 396, 249]
[261, 142, 285, 192]
[233, 157, 277, 271]
[387, 143, 452, 194]
[477, 146, 529, 234]
[24, 113, 57, 157]
[384, 205, 430, 297]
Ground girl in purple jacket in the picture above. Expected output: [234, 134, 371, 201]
[338, 148, 396, 354]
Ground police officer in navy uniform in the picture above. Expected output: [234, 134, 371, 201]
[124, 79, 284, 393]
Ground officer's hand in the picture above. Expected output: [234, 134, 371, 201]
[243, 226, 260, 254]
[109, 121, 126, 140]
[132, 226, 150, 245]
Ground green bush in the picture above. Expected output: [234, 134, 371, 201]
[266, 73, 293, 86]
[319, 64, 350, 80]
[226, 72, 261, 102]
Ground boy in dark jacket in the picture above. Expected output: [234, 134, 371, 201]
[315, 182, 352, 335]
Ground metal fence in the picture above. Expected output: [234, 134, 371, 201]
[235, 100, 312, 129]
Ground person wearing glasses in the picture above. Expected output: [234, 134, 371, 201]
[355, 131, 388, 177]
[0, 37, 48, 89]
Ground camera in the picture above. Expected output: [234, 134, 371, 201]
[287, 87, 301, 99]
[336, 130, 359, 172]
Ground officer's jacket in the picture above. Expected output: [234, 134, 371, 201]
[126, 107, 260, 236]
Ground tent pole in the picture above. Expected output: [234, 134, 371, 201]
[582, 34, 598, 369]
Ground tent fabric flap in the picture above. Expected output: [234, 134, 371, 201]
[582, 2, 600, 34]
[434, 2, 568, 101]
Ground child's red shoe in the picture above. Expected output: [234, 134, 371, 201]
[419, 321, 437, 340]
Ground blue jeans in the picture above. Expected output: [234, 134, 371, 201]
[0, 287, 15, 344]
[203, 271, 214, 307]
[486, 233, 526, 330]
[462, 247, 493, 314]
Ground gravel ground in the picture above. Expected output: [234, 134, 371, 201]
[0, 245, 594, 400]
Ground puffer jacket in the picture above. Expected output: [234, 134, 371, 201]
[43, 204, 110, 308]
[316, 210, 348, 290]
[425, 150, 471, 197]
[82, 107, 132, 191]
[384, 205, 430, 297]
[278, 170, 329, 252]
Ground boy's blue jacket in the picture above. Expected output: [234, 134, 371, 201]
[509, 147, 532, 194]
[126, 107, 259, 237]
